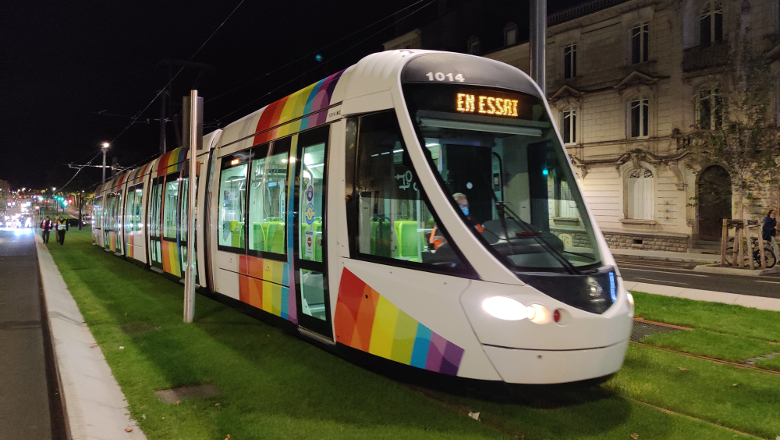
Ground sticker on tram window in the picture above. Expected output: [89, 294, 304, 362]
[425, 72, 465, 82]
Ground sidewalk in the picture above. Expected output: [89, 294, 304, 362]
[35, 233, 146, 440]
[612, 247, 780, 276]
[611, 248, 721, 264]
[624, 280, 780, 312]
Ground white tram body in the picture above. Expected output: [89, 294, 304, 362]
[93, 50, 634, 384]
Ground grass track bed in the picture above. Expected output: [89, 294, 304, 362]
[46, 230, 777, 439]
[642, 329, 779, 363]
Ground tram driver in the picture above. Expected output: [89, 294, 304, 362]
[429, 193, 484, 250]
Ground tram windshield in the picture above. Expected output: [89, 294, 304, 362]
[404, 85, 602, 273]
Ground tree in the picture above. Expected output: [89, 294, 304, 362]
[685, 36, 780, 220]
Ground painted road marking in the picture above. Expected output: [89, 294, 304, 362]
[756, 280, 780, 285]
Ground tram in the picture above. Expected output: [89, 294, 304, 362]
[93, 50, 634, 384]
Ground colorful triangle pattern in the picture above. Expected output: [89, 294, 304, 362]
[335, 268, 464, 376]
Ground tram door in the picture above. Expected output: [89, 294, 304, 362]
[293, 127, 332, 338]
[149, 177, 164, 269]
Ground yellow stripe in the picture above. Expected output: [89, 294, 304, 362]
[262, 281, 274, 314]
[368, 295, 399, 359]
[389, 310, 417, 364]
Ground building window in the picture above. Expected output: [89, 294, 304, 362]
[697, 88, 722, 129]
[467, 36, 480, 54]
[627, 168, 654, 220]
[504, 23, 517, 46]
[562, 107, 577, 144]
[564, 43, 577, 79]
[700, 1, 723, 47]
[631, 23, 649, 64]
[630, 98, 649, 138]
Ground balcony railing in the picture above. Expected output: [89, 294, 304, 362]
[683, 43, 730, 73]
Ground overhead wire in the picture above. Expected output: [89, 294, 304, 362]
[55, 150, 103, 194]
[206, 0, 430, 105]
[216, 0, 435, 122]
[109, 0, 246, 145]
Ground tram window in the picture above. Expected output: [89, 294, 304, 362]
[163, 178, 179, 239]
[248, 141, 290, 256]
[218, 155, 248, 250]
[353, 111, 468, 272]
[94, 197, 102, 229]
[128, 185, 142, 234]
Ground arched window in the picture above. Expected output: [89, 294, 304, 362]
[627, 168, 654, 220]
[629, 97, 650, 138]
[700, 1, 723, 47]
[561, 107, 578, 144]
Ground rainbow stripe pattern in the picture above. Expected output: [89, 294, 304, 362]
[252, 71, 344, 145]
[238, 256, 293, 320]
[157, 147, 188, 177]
[161, 241, 181, 277]
[335, 269, 464, 376]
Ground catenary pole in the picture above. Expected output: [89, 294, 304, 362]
[530, 0, 547, 95]
[184, 90, 202, 323]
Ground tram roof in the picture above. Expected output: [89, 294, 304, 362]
[97, 50, 541, 195]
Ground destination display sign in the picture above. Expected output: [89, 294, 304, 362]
[403, 84, 537, 121]
[455, 93, 519, 117]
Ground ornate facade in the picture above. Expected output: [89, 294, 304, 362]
[388, 0, 780, 249]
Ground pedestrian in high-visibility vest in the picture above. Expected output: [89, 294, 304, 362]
[56, 216, 69, 245]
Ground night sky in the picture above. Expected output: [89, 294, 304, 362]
[1, 0, 581, 192]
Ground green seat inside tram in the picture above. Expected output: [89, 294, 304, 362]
[370, 219, 392, 257]
[261, 220, 285, 254]
[394, 220, 420, 261]
[229, 221, 245, 248]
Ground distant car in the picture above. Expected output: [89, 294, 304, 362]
[67, 218, 87, 227]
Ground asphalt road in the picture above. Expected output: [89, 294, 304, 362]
[616, 257, 780, 299]
[0, 227, 66, 439]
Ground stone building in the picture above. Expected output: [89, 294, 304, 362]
[385, 0, 780, 251]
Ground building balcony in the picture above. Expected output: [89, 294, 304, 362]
[682, 43, 730, 73]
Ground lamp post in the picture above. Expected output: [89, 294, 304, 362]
[101, 142, 110, 185]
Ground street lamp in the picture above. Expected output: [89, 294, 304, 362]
[101, 142, 110, 185]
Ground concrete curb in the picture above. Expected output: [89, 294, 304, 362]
[611, 248, 721, 265]
[693, 265, 780, 276]
[624, 280, 780, 312]
[34, 233, 147, 440]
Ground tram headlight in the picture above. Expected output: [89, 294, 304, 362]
[482, 297, 527, 321]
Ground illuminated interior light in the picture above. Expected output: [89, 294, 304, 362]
[392, 149, 403, 153]
[482, 297, 527, 321]
[230, 159, 240, 166]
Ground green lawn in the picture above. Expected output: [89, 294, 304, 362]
[642, 329, 779, 363]
[46, 229, 777, 440]
[632, 291, 780, 342]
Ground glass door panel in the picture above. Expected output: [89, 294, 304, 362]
[294, 127, 331, 338]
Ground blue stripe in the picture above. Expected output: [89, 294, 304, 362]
[410, 325, 432, 369]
